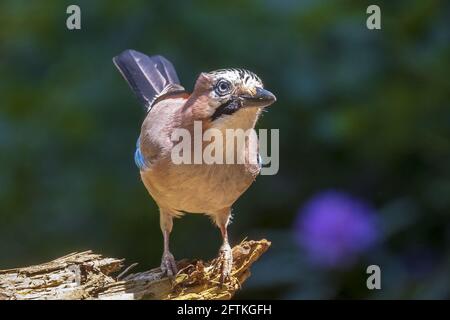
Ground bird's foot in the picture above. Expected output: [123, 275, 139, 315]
[160, 251, 178, 277]
[218, 243, 233, 283]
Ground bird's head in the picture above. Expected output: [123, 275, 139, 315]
[187, 68, 276, 124]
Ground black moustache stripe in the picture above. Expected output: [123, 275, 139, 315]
[211, 98, 242, 121]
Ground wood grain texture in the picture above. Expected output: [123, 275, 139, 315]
[0, 239, 270, 300]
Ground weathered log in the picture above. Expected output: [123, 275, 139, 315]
[0, 239, 270, 300]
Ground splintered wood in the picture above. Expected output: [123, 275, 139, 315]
[0, 239, 270, 300]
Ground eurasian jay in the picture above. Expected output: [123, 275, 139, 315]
[113, 50, 276, 281]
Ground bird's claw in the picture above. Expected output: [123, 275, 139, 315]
[218, 243, 233, 283]
[160, 251, 178, 277]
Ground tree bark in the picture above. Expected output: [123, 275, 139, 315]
[0, 239, 270, 300]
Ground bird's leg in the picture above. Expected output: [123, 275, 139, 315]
[160, 210, 177, 277]
[161, 229, 177, 276]
[219, 225, 232, 282]
[215, 210, 233, 283]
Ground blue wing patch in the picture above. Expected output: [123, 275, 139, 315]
[134, 137, 149, 171]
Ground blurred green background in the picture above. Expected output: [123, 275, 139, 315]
[0, 0, 449, 299]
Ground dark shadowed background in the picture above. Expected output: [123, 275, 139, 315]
[0, 0, 449, 299]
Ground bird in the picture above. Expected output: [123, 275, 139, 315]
[113, 50, 276, 281]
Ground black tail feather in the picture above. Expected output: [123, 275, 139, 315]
[113, 50, 181, 109]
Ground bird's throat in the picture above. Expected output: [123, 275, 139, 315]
[210, 105, 261, 131]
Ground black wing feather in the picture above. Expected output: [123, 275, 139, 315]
[113, 50, 183, 109]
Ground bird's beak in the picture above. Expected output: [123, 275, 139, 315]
[240, 87, 277, 108]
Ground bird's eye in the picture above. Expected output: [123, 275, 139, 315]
[215, 79, 231, 96]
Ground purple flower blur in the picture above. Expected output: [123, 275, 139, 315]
[295, 190, 379, 269]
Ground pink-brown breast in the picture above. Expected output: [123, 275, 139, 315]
[139, 95, 261, 216]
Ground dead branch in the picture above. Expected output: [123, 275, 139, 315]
[0, 239, 270, 300]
